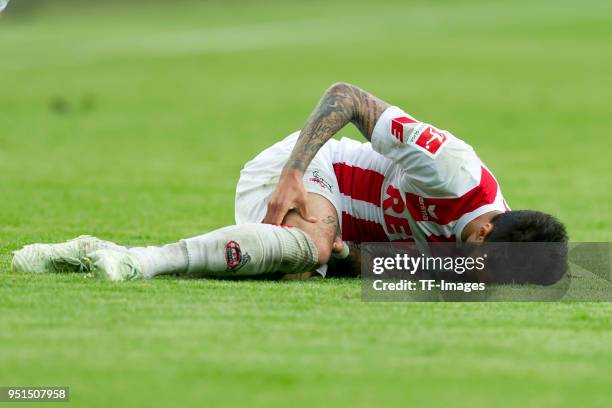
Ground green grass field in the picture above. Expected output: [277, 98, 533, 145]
[1, 0, 611, 406]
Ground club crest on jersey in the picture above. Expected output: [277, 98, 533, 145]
[308, 170, 333, 193]
[225, 240, 251, 272]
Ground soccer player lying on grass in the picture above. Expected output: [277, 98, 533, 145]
[12, 83, 567, 282]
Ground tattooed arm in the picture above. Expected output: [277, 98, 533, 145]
[284, 82, 390, 173]
[263, 83, 390, 225]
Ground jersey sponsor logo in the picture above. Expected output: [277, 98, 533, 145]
[381, 167, 498, 241]
[382, 184, 414, 241]
[404, 166, 498, 225]
[342, 168, 497, 244]
[225, 240, 251, 272]
[391, 116, 417, 143]
[414, 126, 448, 157]
[427, 204, 438, 220]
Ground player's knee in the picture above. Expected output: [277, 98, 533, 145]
[303, 227, 334, 266]
[314, 237, 332, 265]
[281, 204, 337, 266]
[284, 221, 333, 266]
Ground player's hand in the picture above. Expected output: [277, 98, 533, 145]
[263, 169, 317, 225]
[332, 236, 350, 259]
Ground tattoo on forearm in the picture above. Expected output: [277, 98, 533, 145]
[286, 83, 389, 172]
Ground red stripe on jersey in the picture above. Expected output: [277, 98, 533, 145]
[404, 166, 498, 225]
[341, 212, 389, 243]
[333, 163, 384, 206]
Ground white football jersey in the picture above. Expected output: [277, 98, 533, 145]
[328, 106, 509, 249]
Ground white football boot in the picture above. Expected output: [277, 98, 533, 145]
[11, 235, 124, 274]
[87, 249, 144, 281]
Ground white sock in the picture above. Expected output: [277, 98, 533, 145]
[129, 242, 189, 278]
[182, 223, 318, 277]
[129, 223, 318, 279]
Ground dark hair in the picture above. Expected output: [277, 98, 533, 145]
[484, 210, 569, 285]
[486, 210, 568, 243]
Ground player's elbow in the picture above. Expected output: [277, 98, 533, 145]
[326, 82, 355, 95]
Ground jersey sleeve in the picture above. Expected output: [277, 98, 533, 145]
[371, 106, 482, 197]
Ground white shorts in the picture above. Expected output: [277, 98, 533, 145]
[234, 132, 342, 277]
[235, 131, 342, 226]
